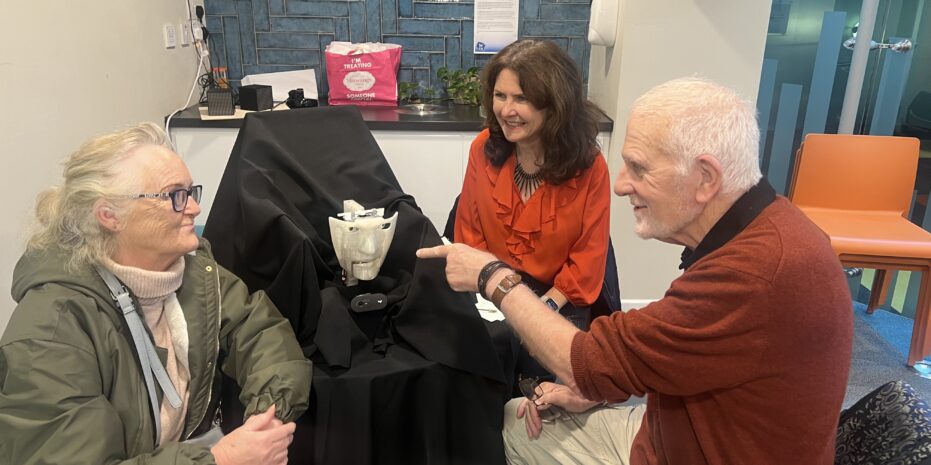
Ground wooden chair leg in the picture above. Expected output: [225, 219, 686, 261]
[907, 268, 931, 366]
[867, 270, 892, 314]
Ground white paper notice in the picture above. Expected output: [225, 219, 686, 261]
[473, 0, 518, 54]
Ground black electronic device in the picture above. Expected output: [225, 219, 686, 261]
[286, 88, 318, 109]
[206, 88, 235, 116]
[239, 84, 273, 111]
[350, 293, 388, 312]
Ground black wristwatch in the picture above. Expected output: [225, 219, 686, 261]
[541, 296, 559, 311]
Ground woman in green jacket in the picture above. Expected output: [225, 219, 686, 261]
[0, 123, 312, 465]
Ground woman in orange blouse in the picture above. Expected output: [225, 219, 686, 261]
[454, 39, 611, 328]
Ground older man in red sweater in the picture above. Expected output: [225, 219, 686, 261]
[417, 77, 853, 465]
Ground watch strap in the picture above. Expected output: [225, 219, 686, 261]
[477, 260, 509, 300]
[491, 273, 522, 308]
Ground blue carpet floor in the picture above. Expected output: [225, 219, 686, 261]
[846, 302, 931, 407]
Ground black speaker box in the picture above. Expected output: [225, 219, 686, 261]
[206, 88, 235, 116]
[239, 84, 273, 111]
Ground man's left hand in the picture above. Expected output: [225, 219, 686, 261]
[416, 243, 498, 293]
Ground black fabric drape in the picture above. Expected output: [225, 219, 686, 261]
[204, 106, 506, 464]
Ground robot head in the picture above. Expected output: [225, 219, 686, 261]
[329, 200, 398, 285]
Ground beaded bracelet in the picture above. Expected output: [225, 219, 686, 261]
[477, 260, 510, 300]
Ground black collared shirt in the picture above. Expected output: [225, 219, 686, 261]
[679, 178, 777, 270]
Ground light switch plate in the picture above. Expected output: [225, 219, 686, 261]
[180, 21, 193, 46]
[163, 23, 177, 48]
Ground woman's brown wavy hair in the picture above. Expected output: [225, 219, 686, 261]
[480, 39, 604, 185]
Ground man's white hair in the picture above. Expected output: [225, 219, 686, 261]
[631, 77, 762, 194]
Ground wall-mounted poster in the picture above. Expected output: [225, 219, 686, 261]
[473, 0, 519, 54]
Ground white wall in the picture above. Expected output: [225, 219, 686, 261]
[589, 0, 773, 306]
[0, 0, 202, 333]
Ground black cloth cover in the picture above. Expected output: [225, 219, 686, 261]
[203, 106, 506, 464]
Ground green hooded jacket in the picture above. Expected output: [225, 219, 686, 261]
[0, 238, 312, 464]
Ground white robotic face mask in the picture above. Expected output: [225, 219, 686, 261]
[329, 200, 398, 285]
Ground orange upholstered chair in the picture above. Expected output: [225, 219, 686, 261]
[788, 134, 931, 366]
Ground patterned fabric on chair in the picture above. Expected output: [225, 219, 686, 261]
[836, 381, 931, 465]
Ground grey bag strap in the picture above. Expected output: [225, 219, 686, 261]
[95, 266, 183, 446]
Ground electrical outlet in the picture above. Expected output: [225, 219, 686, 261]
[163, 23, 177, 48]
[180, 21, 193, 46]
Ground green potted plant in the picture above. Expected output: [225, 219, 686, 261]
[396, 81, 448, 115]
[398, 81, 439, 105]
[436, 67, 481, 106]
[398, 81, 421, 104]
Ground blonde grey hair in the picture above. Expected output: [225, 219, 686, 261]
[28, 122, 174, 270]
[631, 77, 762, 194]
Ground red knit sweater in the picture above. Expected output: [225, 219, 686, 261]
[571, 197, 853, 465]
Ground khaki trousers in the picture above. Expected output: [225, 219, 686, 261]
[502, 398, 646, 465]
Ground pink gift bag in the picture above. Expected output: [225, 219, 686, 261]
[325, 42, 402, 106]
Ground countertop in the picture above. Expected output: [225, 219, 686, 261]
[167, 102, 614, 133]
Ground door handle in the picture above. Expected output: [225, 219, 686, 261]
[842, 37, 912, 53]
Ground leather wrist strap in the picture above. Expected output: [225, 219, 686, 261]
[491, 273, 522, 308]
[477, 260, 509, 300]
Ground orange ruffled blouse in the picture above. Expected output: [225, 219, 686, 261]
[455, 129, 611, 306]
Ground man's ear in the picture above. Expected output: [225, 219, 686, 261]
[694, 154, 723, 204]
[95, 200, 122, 232]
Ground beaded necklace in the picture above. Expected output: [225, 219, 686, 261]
[514, 162, 543, 199]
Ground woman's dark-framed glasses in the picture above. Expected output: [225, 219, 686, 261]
[122, 185, 202, 212]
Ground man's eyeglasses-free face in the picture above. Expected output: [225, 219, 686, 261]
[518, 375, 581, 427]
[119, 185, 203, 213]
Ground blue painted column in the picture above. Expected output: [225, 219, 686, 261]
[769, 83, 803, 194]
[802, 11, 846, 137]
[757, 59, 777, 167]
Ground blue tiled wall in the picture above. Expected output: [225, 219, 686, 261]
[204, 0, 593, 98]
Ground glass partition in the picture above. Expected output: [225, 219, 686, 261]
[757, 0, 930, 318]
